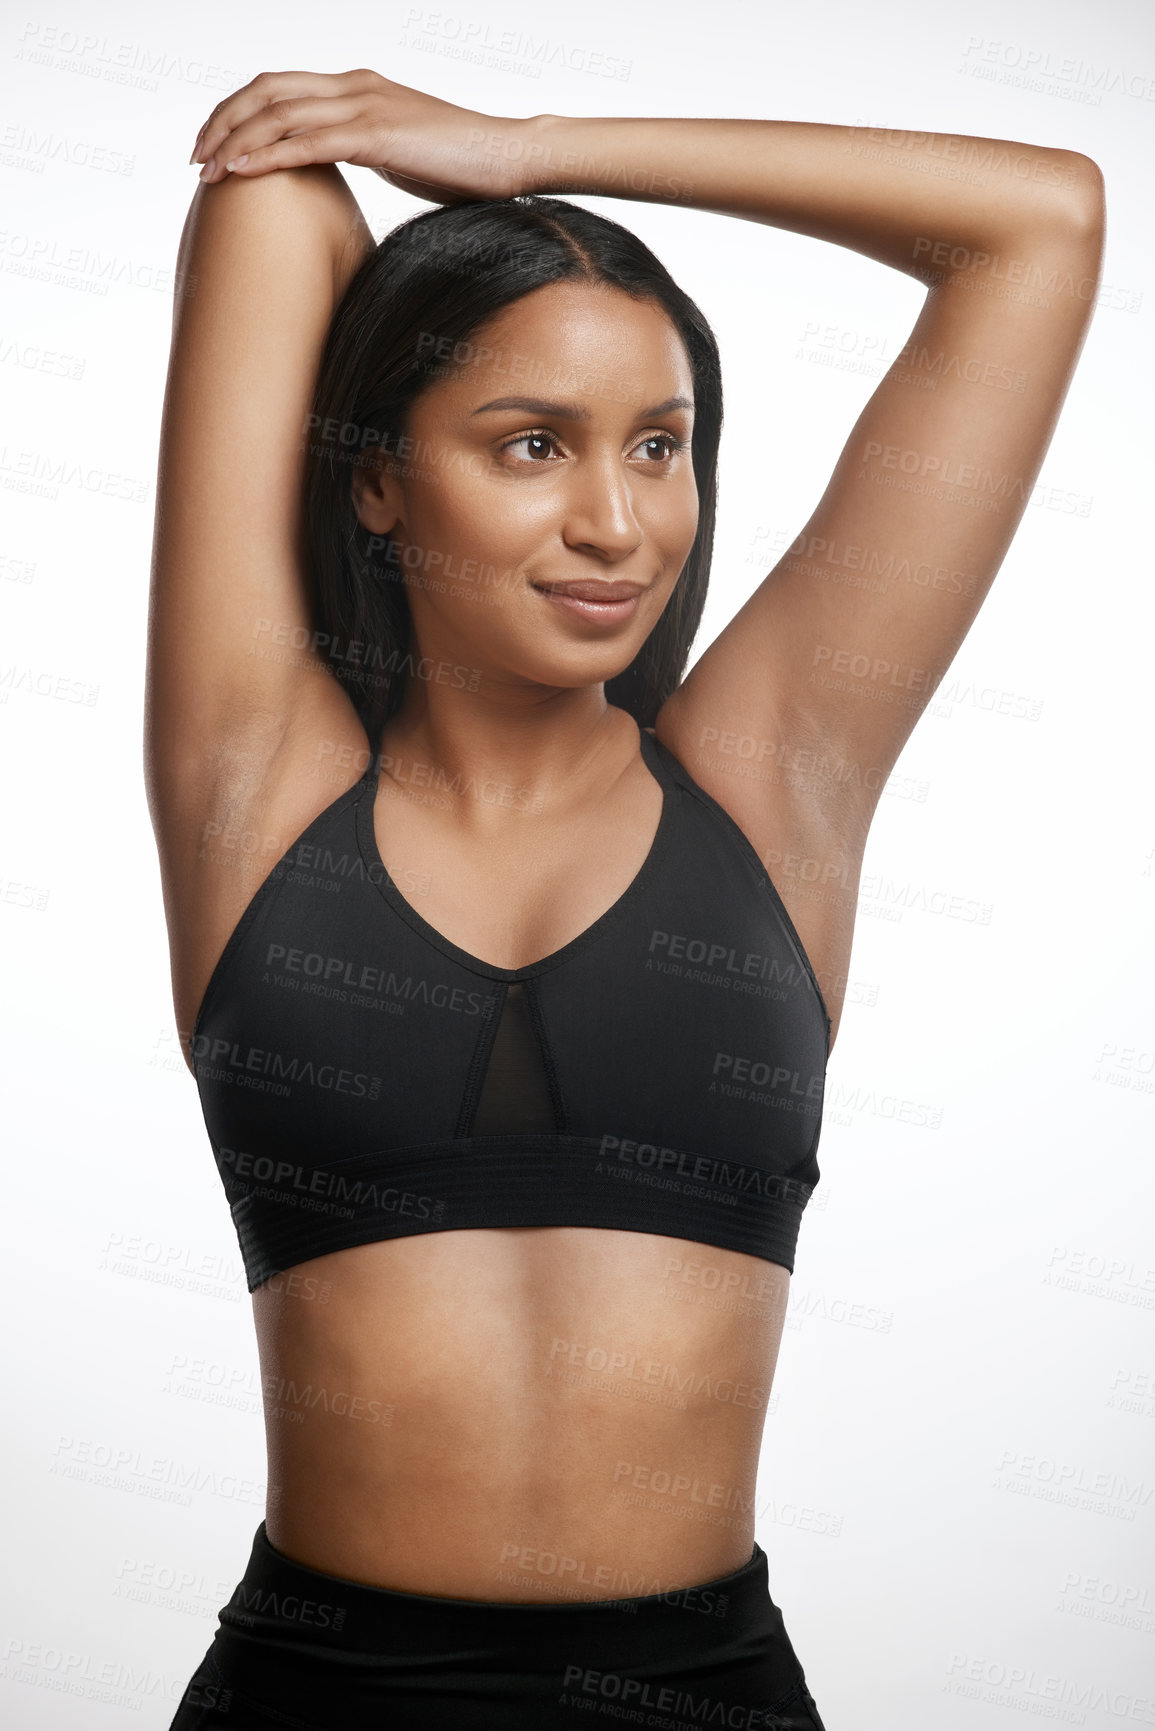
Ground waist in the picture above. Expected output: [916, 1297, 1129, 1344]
[212, 1521, 800, 1685]
[265, 1467, 763, 1602]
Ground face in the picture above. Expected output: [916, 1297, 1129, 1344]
[352, 279, 699, 706]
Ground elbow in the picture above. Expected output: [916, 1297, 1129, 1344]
[1054, 151, 1107, 248]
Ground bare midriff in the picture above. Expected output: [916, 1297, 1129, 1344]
[253, 1225, 791, 1602]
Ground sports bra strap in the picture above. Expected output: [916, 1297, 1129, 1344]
[640, 723, 684, 791]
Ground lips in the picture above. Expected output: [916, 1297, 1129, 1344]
[532, 581, 645, 602]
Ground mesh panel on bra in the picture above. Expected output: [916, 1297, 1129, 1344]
[469, 980, 556, 1136]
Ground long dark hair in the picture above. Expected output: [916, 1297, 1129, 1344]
[303, 194, 723, 745]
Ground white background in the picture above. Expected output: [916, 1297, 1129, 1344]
[2, 0, 1152, 1725]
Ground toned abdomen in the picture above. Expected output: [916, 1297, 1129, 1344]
[253, 1225, 791, 1601]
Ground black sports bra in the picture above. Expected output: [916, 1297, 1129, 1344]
[188, 719, 831, 1292]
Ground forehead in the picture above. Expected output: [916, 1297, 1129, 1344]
[422, 280, 695, 417]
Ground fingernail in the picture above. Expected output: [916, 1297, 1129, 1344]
[198, 156, 215, 181]
[225, 155, 248, 172]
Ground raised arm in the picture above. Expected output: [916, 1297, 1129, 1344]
[145, 163, 375, 1057]
[512, 116, 1104, 844]
[149, 63, 533, 832]
[145, 163, 373, 815]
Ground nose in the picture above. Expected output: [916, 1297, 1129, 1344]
[560, 449, 645, 562]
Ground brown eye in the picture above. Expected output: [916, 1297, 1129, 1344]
[635, 434, 687, 463]
[499, 431, 561, 461]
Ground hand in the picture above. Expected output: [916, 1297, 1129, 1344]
[189, 68, 533, 203]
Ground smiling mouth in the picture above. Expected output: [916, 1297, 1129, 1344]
[531, 581, 646, 602]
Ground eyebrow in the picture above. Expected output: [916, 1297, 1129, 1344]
[470, 394, 694, 421]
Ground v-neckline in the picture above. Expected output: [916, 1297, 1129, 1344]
[355, 723, 675, 980]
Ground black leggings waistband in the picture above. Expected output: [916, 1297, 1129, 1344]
[231, 1520, 767, 1657]
[169, 1522, 827, 1730]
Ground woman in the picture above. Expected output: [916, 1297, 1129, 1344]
[152, 69, 1103, 1728]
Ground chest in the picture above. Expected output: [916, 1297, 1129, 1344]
[368, 750, 668, 975]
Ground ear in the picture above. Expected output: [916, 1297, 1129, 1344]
[351, 444, 405, 537]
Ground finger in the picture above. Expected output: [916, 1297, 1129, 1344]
[191, 68, 367, 164]
[198, 95, 363, 181]
[192, 71, 348, 164]
[204, 127, 369, 182]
